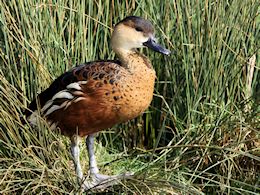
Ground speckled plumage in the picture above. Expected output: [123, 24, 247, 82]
[27, 52, 155, 137]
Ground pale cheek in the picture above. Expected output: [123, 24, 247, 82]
[134, 40, 144, 47]
[132, 36, 149, 48]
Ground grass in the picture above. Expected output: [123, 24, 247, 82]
[0, 0, 259, 194]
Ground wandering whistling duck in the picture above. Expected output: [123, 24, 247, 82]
[25, 16, 170, 190]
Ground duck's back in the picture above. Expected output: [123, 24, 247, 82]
[26, 55, 155, 137]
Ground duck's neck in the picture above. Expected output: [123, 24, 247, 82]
[114, 48, 153, 70]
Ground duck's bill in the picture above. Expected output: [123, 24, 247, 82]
[143, 38, 171, 55]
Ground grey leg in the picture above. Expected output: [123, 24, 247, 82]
[82, 134, 134, 190]
[70, 136, 83, 180]
[86, 134, 99, 175]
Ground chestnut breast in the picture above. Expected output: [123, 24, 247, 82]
[114, 54, 156, 121]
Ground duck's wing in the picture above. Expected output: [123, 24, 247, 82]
[25, 60, 122, 120]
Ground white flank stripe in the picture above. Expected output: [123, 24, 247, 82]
[64, 101, 72, 110]
[73, 97, 86, 103]
[52, 90, 74, 100]
[45, 105, 63, 116]
[78, 81, 88, 85]
[45, 99, 71, 116]
[60, 100, 69, 108]
[67, 82, 82, 90]
[41, 100, 53, 113]
[72, 91, 84, 96]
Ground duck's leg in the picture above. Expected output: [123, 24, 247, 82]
[83, 134, 133, 190]
[86, 134, 99, 175]
[70, 137, 83, 181]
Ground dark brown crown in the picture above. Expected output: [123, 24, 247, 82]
[117, 16, 154, 35]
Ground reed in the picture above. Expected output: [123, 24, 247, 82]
[0, 0, 259, 194]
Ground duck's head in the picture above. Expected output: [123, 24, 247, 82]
[111, 16, 170, 55]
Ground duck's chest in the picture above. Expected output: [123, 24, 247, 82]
[111, 59, 156, 121]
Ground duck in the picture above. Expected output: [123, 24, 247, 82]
[25, 16, 170, 190]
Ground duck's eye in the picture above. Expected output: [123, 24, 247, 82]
[135, 27, 143, 32]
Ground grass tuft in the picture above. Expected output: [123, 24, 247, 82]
[0, 0, 259, 194]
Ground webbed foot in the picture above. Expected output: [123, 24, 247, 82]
[82, 172, 134, 190]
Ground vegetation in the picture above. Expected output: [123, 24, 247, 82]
[0, 0, 259, 194]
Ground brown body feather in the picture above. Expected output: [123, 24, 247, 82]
[27, 53, 155, 137]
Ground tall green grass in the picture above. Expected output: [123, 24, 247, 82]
[0, 0, 259, 194]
